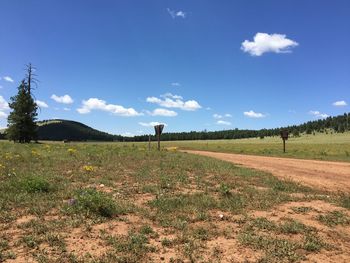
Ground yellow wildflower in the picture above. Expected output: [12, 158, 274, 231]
[83, 165, 95, 172]
[67, 148, 77, 155]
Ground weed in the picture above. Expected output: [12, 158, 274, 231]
[317, 210, 350, 226]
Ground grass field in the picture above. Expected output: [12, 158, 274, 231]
[158, 132, 350, 162]
[1, 140, 350, 262]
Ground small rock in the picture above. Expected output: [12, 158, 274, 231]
[219, 214, 224, 220]
[99, 184, 105, 188]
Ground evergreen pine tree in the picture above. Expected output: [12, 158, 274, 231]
[6, 66, 38, 143]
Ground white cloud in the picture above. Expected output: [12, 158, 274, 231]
[213, 114, 223, 119]
[148, 108, 177, 117]
[0, 111, 7, 118]
[244, 110, 266, 118]
[225, 113, 232, 118]
[241, 33, 298, 56]
[63, 107, 71, 111]
[167, 8, 186, 19]
[120, 132, 134, 137]
[333, 100, 347, 107]
[309, 110, 329, 119]
[2, 76, 14, 83]
[171, 82, 181, 87]
[0, 96, 9, 110]
[51, 94, 74, 104]
[139, 122, 167, 127]
[217, 120, 231, 125]
[35, 100, 49, 108]
[77, 98, 142, 117]
[146, 93, 201, 111]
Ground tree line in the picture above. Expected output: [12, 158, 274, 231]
[124, 113, 350, 142]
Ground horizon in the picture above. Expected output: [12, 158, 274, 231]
[1, 1, 349, 136]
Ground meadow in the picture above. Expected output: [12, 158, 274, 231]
[0, 140, 350, 262]
[159, 132, 350, 162]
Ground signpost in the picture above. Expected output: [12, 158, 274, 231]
[280, 130, 289, 153]
[154, 124, 164, 151]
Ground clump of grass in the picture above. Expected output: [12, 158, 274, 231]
[317, 210, 350, 226]
[303, 234, 326, 252]
[161, 238, 173, 247]
[67, 188, 123, 218]
[193, 227, 209, 241]
[18, 175, 51, 193]
[339, 195, 350, 209]
[218, 183, 231, 196]
[106, 231, 155, 260]
[238, 231, 302, 262]
[291, 206, 313, 214]
[279, 219, 309, 234]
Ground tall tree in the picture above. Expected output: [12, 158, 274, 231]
[6, 65, 38, 143]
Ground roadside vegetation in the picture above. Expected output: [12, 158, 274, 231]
[1, 141, 349, 262]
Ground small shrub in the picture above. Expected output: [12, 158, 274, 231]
[69, 188, 121, 218]
[19, 176, 51, 193]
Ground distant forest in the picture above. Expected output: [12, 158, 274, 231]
[0, 113, 349, 142]
[126, 113, 350, 142]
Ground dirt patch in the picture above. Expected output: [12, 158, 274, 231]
[65, 220, 129, 257]
[250, 200, 350, 263]
[183, 150, 350, 192]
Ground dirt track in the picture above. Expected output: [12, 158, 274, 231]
[183, 150, 350, 192]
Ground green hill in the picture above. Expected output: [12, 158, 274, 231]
[36, 119, 117, 141]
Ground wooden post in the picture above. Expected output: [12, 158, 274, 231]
[157, 131, 160, 151]
[148, 135, 151, 151]
[280, 130, 289, 153]
[154, 124, 164, 151]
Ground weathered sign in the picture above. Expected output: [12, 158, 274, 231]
[280, 130, 289, 153]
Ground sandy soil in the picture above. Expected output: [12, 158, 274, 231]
[183, 150, 350, 192]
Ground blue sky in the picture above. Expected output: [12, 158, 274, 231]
[0, 0, 349, 136]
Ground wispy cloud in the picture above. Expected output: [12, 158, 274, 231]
[146, 93, 201, 111]
[35, 100, 49, 108]
[2, 76, 14, 83]
[51, 94, 74, 104]
[148, 108, 177, 117]
[213, 114, 223, 119]
[217, 120, 231, 126]
[0, 96, 9, 119]
[332, 100, 347, 107]
[139, 122, 167, 127]
[0, 96, 9, 111]
[77, 98, 142, 117]
[244, 110, 266, 118]
[167, 8, 186, 19]
[241, 33, 298, 56]
[0, 111, 7, 119]
[309, 110, 329, 119]
[63, 107, 71, 111]
[171, 82, 181, 87]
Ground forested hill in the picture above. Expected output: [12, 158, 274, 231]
[127, 113, 350, 141]
[0, 113, 349, 142]
[36, 120, 120, 141]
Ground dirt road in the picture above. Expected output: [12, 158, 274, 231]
[183, 150, 350, 192]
